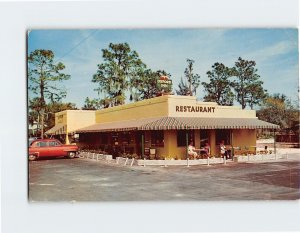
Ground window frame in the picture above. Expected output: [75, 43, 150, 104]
[177, 130, 194, 147]
[216, 129, 231, 145]
[151, 130, 164, 147]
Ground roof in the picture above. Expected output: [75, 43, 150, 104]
[45, 123, 66, 135]
[75, 117, 279, 133]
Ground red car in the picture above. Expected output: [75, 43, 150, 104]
[28, 139, 79, 161]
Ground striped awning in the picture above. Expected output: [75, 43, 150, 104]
[139, 117, 279, 130]
[45, 123, 66, 135]
[177, 117, 279, 130]
[76, 117, 279, 133]
[140, 117, 189, 130]
[75, 117, 163, 133]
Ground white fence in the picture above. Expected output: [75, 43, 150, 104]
[79, 152, 113, 161]
[79, 152, 137, 166]
[233, 153, 288, 162]
[79, 151, 289, 167]
[136, 157, 226, 166]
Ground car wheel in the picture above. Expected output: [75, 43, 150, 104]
[68, 152, 76, 159]
[29, 154, 37, 161]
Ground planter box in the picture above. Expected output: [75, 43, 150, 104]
[234, 153, 282, 162]
[136, 158, 225, 166]
[79, 152, 112, 160]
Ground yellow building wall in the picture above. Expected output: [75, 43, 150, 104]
[208, 130, 217, 156]
[55, 111, 68, 125]
[55, 110, 95, 144]
[232, 129, 256, 154]
[66, 110, 96, 133]
[154, 130, 186, 159]
[96, 96, 169, 123]
[168, 95, 256, 118]
[95, 95, 257, 123]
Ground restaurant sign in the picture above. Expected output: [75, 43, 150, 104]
[157, 75, 172, 88]
[176, 105, 216, 113]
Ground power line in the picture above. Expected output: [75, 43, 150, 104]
[55, 30, 98, 62]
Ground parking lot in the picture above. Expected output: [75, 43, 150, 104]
[29, 157, 300, 201]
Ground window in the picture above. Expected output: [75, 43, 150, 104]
[119, 132, 132, 145]
[111, 132, 119, 145]
[49, 141, 60, 147]
[37, 141, 48, 147]
[216, 129, 231, 145]
[177, 130, 194, 147]
[100, 133, 108, 144]
[151, 131, 164, 147]
[200, 130, 209, 147]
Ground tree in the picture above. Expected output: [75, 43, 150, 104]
[176, 77, 190, 95]
[232, 57, 266, 109]
[246, 83, 268, 109]
[82, 97, 110, 110]
[92, 43, 146, 107]
[202, 62, 235, 105]
[82, 97, 98, 110]
[176, 59, 200, 96]
[28, 99, 77, 137]
[28, 49, 70, 138]
[257, 93, 299, 129]
[28, 97, 44, 136]
[130, 69, 173, 101]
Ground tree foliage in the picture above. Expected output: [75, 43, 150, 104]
[257, 93, 299, 129]
[28, 97, 44, 126]
[176, 77, 190, 96]
[28, 98, 77, 136]
[176, 59, 200, 96]
[131, 69, 172, 101]
[232, 57, 266, 109]
[82, 97, 109, 110]
[246, 82, 268, 109]
[202, 62, 235, 105]
[28, 49, 70, 137]
[92, 43, 146, 107]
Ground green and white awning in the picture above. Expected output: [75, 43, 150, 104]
[45, 123, 66, 135]
[75, 117, 162, 133]
[75, 117, 279, 133]
[177, 117, 279, 130]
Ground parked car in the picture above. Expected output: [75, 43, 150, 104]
[28, 139, 79, 161]
[28, 137, 41, 145]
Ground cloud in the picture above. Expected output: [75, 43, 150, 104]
[243, 40, 297, 63]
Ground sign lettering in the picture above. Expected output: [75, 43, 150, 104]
[175, 105, 215, 113]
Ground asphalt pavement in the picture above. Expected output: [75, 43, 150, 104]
[28, 156, 300, 201]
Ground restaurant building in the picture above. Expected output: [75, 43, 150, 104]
[70, 95, 279, 159]
[45, 110, 95, 144]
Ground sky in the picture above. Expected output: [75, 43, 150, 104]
[27, 28, 299, 108]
